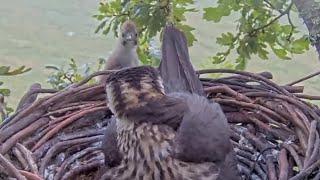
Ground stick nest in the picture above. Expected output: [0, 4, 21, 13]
[0, 69, 319, 180]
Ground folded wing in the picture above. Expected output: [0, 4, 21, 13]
[159, 25, 204, 95]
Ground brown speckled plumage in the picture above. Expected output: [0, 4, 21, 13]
[101, 121, 219, 180]
[100, 66, 238, 180]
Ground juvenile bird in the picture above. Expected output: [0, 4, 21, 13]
[99, 66, 238, 180]
[99, 20, 140, 83]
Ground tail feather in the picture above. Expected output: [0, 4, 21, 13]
[159, 25, 204, 95]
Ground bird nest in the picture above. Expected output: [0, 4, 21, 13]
[0, 68, 319, 180]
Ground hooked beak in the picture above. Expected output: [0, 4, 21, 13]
[124, 33, 135, 41]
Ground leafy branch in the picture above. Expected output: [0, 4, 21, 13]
[46, 58, 105, 90]
[249, 2, 294, 36]
[94, 0, 311, 70]
[203, 0, 309, 69]
[93, 0, 197, 65]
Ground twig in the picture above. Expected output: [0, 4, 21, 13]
[305, 133, 320, 169]
[39, 135, 102, 176]
[0, 94, 6, 121]
[71, 70, 116, 88]
[283, 103, 309, 137]
[197, 68, 291, 95]
[266, 155, 277, 180]
[237, 156, 267, 179]
[0, 153, 27, 180]
[213, 98, 288, 123]
[54, 147, 100, 180]
[16, 83, 42, 112]
[16, 143, 39, 174]
[249, 1, 293, 35]
[19, 170, 42, 180]
[245, 92, 319, 123]
[32, 107, 107, 151]
[304, 121, 318, 168]
[282, 144, 303, 170]
[204, 85, 253, 103]
[61, 160, 104, 180]
[295, 94, 320, 100]
[286, 70, 320, 86]
[290, 159, 320, 180]
[12, 147, 28, 169]
[0, 117, 50, 154]
[278, 148, 289, 180]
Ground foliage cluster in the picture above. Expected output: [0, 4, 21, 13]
[94, 0, 310, 69]
[46, 58, 105, 90]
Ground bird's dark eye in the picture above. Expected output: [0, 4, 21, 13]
[135, 33, 138, 36]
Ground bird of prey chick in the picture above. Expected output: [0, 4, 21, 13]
[99, 20, 140, 83]
[99, 66, 239, 180]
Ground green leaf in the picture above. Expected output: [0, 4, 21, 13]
[247, 37, 259, 54]
[45, 65, 60, 71]
[98, 3, 110, 14]
[203, 7, 231, 22]
[272, 47, 291, 60]
[175, 0, 194, 5]
[290, 37, 310, 54]
[237, 42, 251, 59]
[0, 89, 10, 96]
[95, 20, 107, 34]
[7, 66, 31, 75]
[69, 58, 77, 70]
[270, 0, 286, 10]
[212, 55, 225, 64]
[5, 106, 14, 114]
[281, 25, 293, 34]
[235, 56, 247, 70]
[0, 66, 31, 76]
[0, 66, 10, 75]
[216, 32, 234, 46]
[257, 47, 269, 60]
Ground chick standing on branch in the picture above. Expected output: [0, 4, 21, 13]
[99, 20, 140, 83]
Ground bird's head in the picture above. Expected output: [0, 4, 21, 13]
[106, 66, 165, 119]
[119, 20, 138, 48]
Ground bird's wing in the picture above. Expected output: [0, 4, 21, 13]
[126, 95, 188, 129]
[158, 25, 204, 95]
[170, 93, 232, 163]
[217, 151, 241, 180]
[101, 96, 187, 167]
[101, 96, 186, 167]
[128, 92, 234, 164]
[101, 117, 122, 167]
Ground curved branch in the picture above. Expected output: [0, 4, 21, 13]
[249, 1, 294, 35]
[71, 70, 116, 88]
[0, 153, 27, 180]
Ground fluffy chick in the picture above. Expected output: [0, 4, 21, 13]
[99, 20, 140, 83]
